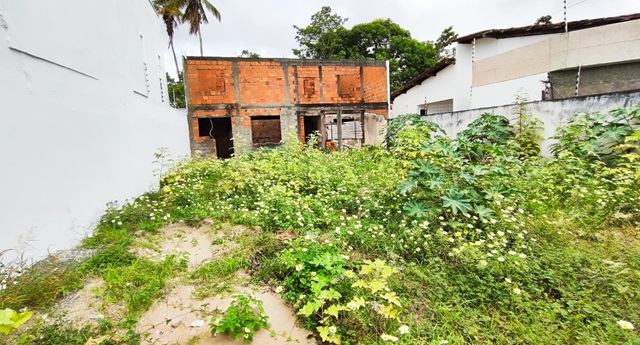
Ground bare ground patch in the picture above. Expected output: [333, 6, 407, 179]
[55, 278, 127, 327]
[131, 220, 240, 269]
[136, 284, 315, 345]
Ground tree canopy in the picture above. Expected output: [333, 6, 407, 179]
[292, 7, 456, 90]
[535, 15, 553, 25]
[239, 50, 261, 58]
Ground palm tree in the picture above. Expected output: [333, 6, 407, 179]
[180, 0, 221, 56]
[153, 0, 182, 76]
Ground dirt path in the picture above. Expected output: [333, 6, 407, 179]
[52, 220, 315, 345]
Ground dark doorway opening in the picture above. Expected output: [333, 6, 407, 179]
[303, 115, 321, 143]
[198, 117, 234, 158]
[251, 116, 282, 148]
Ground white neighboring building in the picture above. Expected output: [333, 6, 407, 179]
[0, 0, 190, 262]
[392, 13, 640, 117]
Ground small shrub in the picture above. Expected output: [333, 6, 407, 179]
[210, 294, 269, 344]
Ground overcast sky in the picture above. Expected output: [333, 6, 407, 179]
[166, 0, 640, 75]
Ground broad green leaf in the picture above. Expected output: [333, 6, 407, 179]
[0, 309, 15, 325]
[473, 205, 495, 220]
[325, 304, 348, 318]
[318, 289, 342, 301]
[404, 201, 429, 218]
[397, 180, 416, 194]
[348, 297, 366, 310]
[368, 279, 386, 293]
[0, 309, 32, 335]
[380, 265, 398, 279]
[381, 292, 401, 307]
[441, 191, 473, 215]
[379, 304, 399, 319]
[317, 326, 342, 344]
[352, 280, 368, 288]
[298, 300, 323, 317]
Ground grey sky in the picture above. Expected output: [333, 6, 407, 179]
[166, 0, 640, 76]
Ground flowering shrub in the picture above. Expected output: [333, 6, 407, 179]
[274, 239, 408, 344]
[210, 294, 269, 344]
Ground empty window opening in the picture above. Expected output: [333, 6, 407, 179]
[303, 115, 321, 143]
[198, 117, 234, 158]
[418, 99, 453, 116]
[251, 116, 282, 148]
[337, 75, 360, 98]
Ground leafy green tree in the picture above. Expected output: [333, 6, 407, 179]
[153, 0, 183, 76]
[167, 72, 186, 108]
[292, 7, 446, 90]
[238, 50, 261, 58]
[535, 15, 552, 25]
[292, 6, 348, 58]
[432, 26, 458, 58]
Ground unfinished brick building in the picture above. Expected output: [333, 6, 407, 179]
[184, 57, 389, 158]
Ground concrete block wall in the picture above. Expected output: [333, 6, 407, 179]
[421, 90, 640, 156]
[549, 61, 640, 99]
[184, 57, 389, 156]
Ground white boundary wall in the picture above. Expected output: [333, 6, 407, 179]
[0, 0, 190, 262]
[421, 91, 640, 156]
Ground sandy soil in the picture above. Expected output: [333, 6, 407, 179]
[50, 220, 315, 345]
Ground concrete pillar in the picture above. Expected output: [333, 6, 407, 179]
[280, 108, 298, 142]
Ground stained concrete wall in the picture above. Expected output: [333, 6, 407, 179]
[0, 0, 190, 263]
[550, 61, 640, 99]
[364, 113, 387, 146]
[421, 90, 640, 156]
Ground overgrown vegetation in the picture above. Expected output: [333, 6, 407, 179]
[2, 105, 639, 344]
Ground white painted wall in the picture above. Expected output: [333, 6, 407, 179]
[421, 91, 640, 156]
[392, 44, 473, 117]
[0, 0, 190, 263]
[472, 73, 548, 108]
[392, 19, 640, 115]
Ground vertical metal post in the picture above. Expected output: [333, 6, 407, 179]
[337, 110, 343, 149]
[564, 0, 568, 35]
[575, 64, 582, 97]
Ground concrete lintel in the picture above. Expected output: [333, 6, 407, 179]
[296, 102, 388, 111]
[191, 102, 388, 112]
[185, 56, 387, 67]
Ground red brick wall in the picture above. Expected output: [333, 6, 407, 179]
[363, 66, 388, 103]
[186, 60, 235, 105]
[321, 66, 361, 103]
[186, 58, 389, 147]
[186, 59, 388, 108]
[297, 66, 321, 104]
[238, 61, 286, 104]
